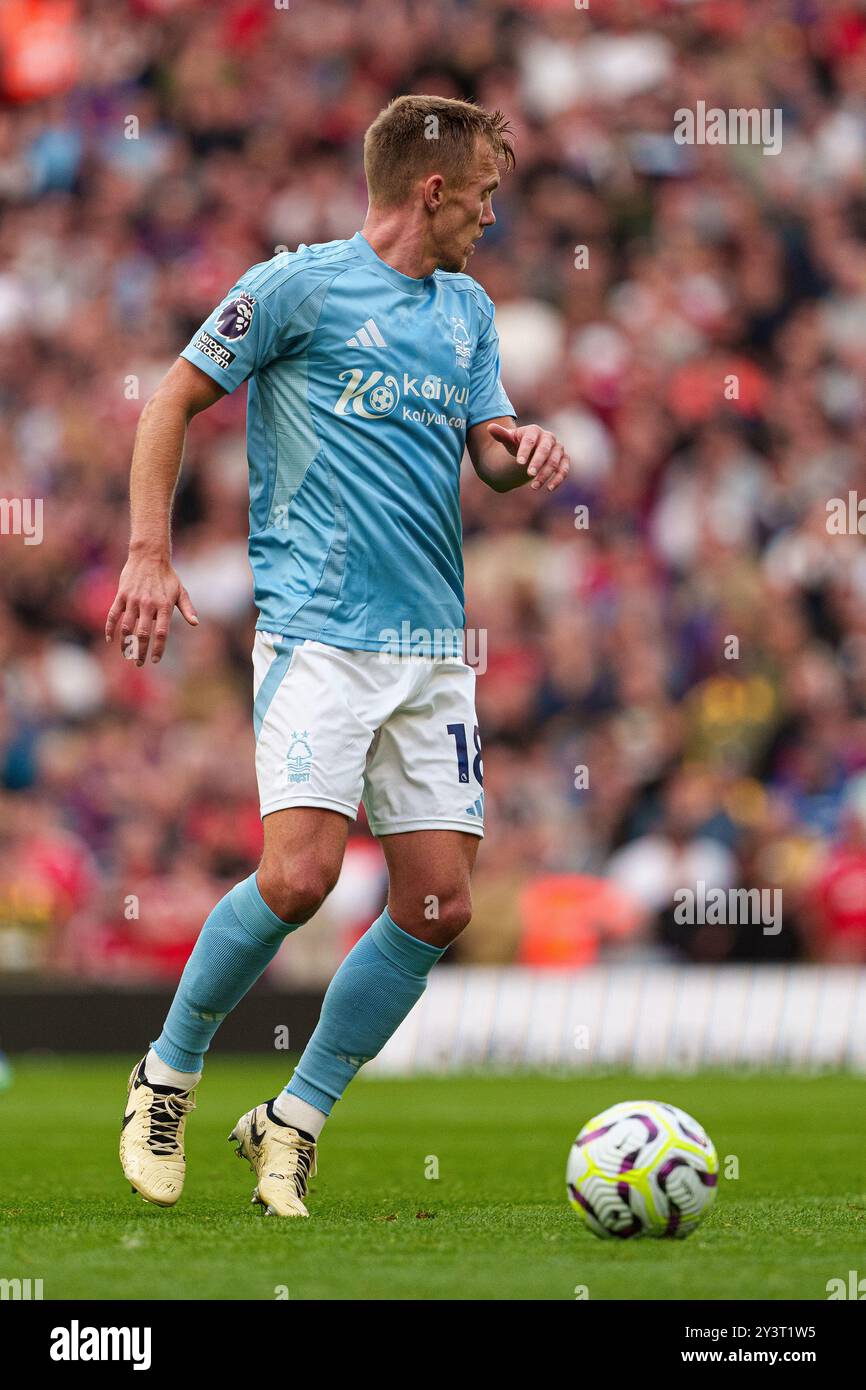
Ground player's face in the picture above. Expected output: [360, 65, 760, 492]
[433, 141, 500, 273]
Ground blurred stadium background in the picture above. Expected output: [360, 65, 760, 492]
[2, 0, 866, 1073]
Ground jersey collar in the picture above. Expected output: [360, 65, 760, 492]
[351, 232, 435, 296]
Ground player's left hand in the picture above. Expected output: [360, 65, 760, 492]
[486, 422, 571, 492]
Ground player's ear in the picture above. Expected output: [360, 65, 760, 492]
[424, 173, 444, 212]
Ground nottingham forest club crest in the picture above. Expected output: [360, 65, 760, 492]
[451, 316, 472, 369]
[286, 731, 313, 784]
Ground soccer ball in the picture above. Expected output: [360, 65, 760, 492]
[566, 1099, 718, 1239]
[369, 383, 396, 413]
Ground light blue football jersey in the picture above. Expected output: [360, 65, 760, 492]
[181, 232, 515, 652]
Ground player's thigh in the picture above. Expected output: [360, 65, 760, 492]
[380, 829, 480, 946]
[260, 806, 350, 883]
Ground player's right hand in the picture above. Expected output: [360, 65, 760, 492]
[105, 552, 199, 666]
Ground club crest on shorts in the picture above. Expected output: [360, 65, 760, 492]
[215, 292, 256, 341]
[286, 731, 313, 784]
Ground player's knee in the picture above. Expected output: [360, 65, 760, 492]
[258, 855, 340, 925]
[427, 890, 473, 945]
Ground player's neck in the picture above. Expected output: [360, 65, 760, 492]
[360, 211, 436, 281]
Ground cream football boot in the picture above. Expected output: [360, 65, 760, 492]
[229, 1102, 317, 1217]
[120, 1058, 196, 1206]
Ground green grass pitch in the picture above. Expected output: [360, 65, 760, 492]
[1, 1058, 864, 1301]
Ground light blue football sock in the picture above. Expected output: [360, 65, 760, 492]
[284, 907, 446, 1115]
[152, 873, 300, 1073]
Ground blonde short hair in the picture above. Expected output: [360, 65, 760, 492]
[363, 94, 515, 208]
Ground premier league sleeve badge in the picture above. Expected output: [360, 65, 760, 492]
[215, 292, 256, 341]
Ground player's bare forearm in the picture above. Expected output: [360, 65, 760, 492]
[471, 442, 531, 493]
[128, 395, 190, 558]
[466, 418, 571, 494]
[105, 358, 225, 665]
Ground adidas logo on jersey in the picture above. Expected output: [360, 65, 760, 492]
[346, 318, 387, 349]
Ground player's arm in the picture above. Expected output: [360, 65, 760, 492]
[467, 417, 571, 494]
[105, 357, 225, 666]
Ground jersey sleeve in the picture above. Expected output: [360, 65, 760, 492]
[467, 291, 516, 427]
[180, 260, 322, 392]
[180, 277, 282, 392]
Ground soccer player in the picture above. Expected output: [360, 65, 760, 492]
[110, 96, 570, 1216]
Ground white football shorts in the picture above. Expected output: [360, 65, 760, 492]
[252, 633, 484, 837]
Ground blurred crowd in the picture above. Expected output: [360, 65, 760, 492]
[2, 0, 866, 983]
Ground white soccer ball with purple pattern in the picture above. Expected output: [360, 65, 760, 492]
[566, 1099, 718, 1239]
